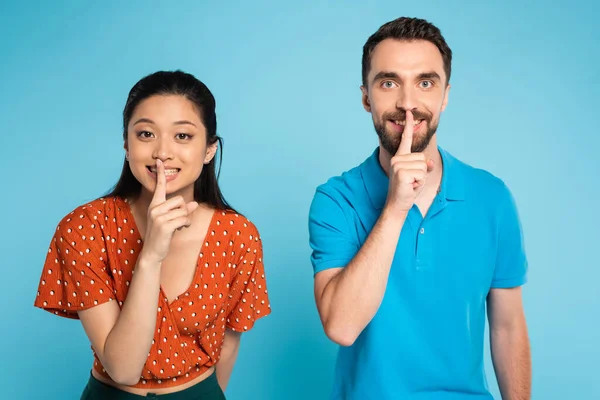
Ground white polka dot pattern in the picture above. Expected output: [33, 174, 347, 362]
[34, 197, 271, 389]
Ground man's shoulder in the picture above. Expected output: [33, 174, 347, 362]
[445, 149, 511, 196]
[316, 164, 363, 196]
[312, 153, 374, 210]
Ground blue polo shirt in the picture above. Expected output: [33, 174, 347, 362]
[308, 146, 528, 399]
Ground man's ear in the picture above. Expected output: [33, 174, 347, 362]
[361, 85, 371, 112]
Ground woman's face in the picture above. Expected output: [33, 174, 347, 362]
[125, 94, 217, 202]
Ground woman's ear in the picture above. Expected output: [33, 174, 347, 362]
[204, 141, 218, 164]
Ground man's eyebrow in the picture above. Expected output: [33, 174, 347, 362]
[417, 72, 442, 81]
[372, 71, 401, 83]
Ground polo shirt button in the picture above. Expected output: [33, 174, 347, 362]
[420, 228, 425, 234]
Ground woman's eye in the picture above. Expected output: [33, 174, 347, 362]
[138, 131, 154, 138]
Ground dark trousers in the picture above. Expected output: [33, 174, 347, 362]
[80, 372, 226, 399]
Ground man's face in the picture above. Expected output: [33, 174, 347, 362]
[361, 39, 450, 155]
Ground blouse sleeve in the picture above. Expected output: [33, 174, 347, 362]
[34, 206, 116, 318]
[225, 222, 271, 332]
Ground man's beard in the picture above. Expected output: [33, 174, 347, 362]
[374, 109, 439, 154]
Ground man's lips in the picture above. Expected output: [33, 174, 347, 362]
[388, 119, 425, 132]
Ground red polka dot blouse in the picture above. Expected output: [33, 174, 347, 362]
[34, 196, 271, 389]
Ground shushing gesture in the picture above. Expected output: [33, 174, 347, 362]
[385, 110, 435, 214]
[142, 159, 198, 264]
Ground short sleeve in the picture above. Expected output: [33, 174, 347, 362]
[308, 188, 360, 275]
[34, 208, 116, 318]
[491, 184, 528, 288]
[226, 224, 271, 332]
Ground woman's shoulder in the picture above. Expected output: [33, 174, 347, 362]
[53, 196, 128, 233]
[212, 208, 261, 237]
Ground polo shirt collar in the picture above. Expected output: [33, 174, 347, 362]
[362, 146, 465, 210]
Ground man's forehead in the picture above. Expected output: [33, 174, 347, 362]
[369, 39, 445, 78]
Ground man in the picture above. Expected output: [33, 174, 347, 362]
[308, 17, 531, 399]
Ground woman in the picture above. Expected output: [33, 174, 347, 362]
[34, 70, 271, 399]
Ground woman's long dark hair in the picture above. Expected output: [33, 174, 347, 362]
[106, 70, 234, 211]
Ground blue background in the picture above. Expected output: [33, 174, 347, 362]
[1, 1, 598, 399]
